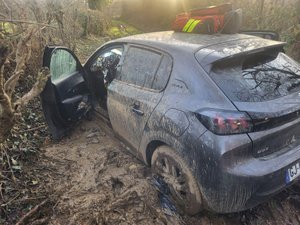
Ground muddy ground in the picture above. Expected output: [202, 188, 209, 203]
[30, 112, 300, 225]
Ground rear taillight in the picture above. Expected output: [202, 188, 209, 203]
[195, 109, 253, 135]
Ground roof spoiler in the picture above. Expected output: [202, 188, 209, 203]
[239, 30, 280, 41]
[197, 42, 286, 73]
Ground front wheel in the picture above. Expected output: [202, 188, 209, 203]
[151, 145, 203, 215]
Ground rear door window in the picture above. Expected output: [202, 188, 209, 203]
[120, 47, 162, 87]
[119, 46, 172, 91]
[210, 52, 300, 102]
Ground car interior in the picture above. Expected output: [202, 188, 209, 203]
[86, 47, 123, 111]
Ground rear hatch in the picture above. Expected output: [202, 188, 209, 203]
[197, 39, 300, 157]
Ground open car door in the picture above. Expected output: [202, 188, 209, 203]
[41, 46, 92, 140]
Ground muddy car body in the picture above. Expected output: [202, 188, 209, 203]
[41, 31, 300, 214]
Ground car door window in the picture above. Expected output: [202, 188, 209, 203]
[50, 49, 77, 82]
[90, 47, 123, 84]
[120, 47, 162, 87]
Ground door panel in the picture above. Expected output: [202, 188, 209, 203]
[107, 81, 163, 151]
[53, 71, 90, 121]
[41, 47, 91, 139]
[107, 45, 172, 152]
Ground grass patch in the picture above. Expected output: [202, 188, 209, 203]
[106, 20, 141, 39]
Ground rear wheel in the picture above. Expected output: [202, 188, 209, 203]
[151, 145, 202, 215]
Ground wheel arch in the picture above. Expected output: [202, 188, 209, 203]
[145, 140, 166, 165]
[142, 132, 186, 166]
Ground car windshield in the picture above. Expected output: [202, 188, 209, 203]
[210, 51, 300, 102]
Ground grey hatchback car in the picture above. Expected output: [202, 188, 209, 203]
[41, 31, 300, 215]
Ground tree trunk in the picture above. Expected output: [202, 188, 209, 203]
[297, 0, 300, 23]
[0, 89, 14, 143]
[0, 44, 14, 143]
[259, 0, 265, 21]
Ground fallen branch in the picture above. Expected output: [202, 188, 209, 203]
[1, 192, 20, 207]
[4, 27, 38, 97]
[3, 148, 16, 183]
[0, 19, 57, 29]
[18, 124, 46, 133]
[14, 68, 50, 111]
[29, 217, 49, 225]
[15, 199, 48, 225]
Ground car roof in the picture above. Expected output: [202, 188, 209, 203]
[114, 31, 284, 54]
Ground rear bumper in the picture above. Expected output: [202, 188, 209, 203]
[194, 131, 300, 213]
[228, 146, 300, 212]
[225, 158, 299, 213]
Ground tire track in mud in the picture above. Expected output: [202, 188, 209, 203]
[40, 116, 300, 225]
[42, 117, 182, 225]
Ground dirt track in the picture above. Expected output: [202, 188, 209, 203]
[40, 114, 300, 225]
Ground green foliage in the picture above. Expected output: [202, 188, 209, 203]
[0, 23, 15, 34]
[78, 9, 108, 37]
[88, 0, 112, 10]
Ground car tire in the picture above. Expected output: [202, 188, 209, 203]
[151, 145, 202, 215]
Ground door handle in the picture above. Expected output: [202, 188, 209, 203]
[131, 104, 144, 116]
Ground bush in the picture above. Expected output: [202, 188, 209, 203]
[78, 9, 109, 37]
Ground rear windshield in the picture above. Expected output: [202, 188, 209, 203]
[210, 52, 300, 102]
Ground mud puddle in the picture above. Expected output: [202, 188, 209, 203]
[39, 116, 300, 225]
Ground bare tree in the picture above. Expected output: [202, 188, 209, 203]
[0, 37, 50, 142]
[257, 0, 265, 27]
[0, 1, 51, 142]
